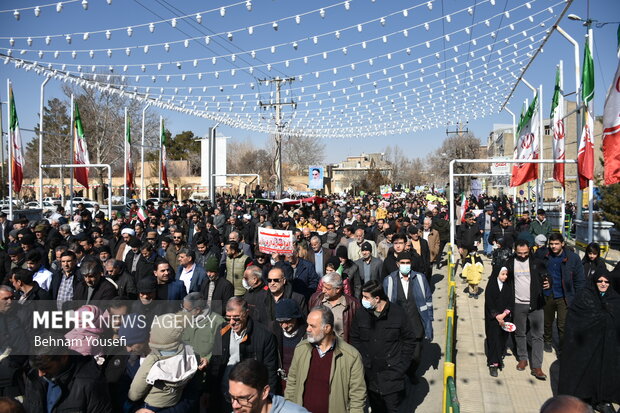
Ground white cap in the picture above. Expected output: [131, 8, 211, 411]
[121, 228, 136, 236]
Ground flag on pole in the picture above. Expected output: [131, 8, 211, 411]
[578, 41, 595, 189]
[8, 86, 24, 193]
[161, 120, 169, 190]
[137, 206, 147, 222]
[459, 193, 469, 223]
[550, 66, 566, 187]
[73, 102, 90, 189]
[510, 94, 540, 187]
[125, 115, 134, 190]
[603, 52, 620, 185]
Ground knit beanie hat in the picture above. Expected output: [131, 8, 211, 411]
[119, 314, 150, 346]
[149, 313, 185, 351]
[336, 245, 348, 259]
[204, 255, 219, 273]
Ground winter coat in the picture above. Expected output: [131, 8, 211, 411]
[23, 354, 112, 413]
[582, 257, 607, 281]
[181, 309, 225, 361]
[462, 253, 483, 286]
[199, 276, 234, 316]
[350, 301, 416, 395]
[226, 252, 252, 296]
[383, 270, 434, 340]
[502, 257, 546, 311]
[285, 338, 367, 413]
[530, 218, 552, 238]
[558, 284, 620, 405]
[308, 292, 360, 343]
[542, 249, 586, 306]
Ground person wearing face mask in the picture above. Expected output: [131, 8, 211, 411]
[383, 251, 433, 379]
[350, 280, 416, 413]
[199, 255, 234, 316]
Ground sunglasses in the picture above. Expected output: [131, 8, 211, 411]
[224, 315, 243, 322]
[267, 278, 282, 283]
[172, 236, 182, 239]
[596, 280, 610, 284]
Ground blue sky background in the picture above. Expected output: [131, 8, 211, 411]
[0, 0, 618, 163]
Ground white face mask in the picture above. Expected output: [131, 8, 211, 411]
[399, 264, 411, 275]
[242, 279, 251, 290]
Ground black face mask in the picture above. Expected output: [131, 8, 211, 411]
[515, 254, 529, 262]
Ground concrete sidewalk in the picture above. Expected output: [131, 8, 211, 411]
[454, 255, 557, 413]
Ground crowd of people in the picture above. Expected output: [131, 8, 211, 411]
[0, 190, 618, 413]
[456, 196, 620, 413]
[0, 192, 450, 413]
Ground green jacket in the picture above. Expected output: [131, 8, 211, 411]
[226, 252, 250, 296]
[181, 309, 225, 360]
[530, 218, 552, 238]
[284, 338, 366, 413]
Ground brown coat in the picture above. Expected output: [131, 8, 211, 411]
[425, 229, 441, 262]
[306, 247, 333, 272]
[308, 292, 360, 343]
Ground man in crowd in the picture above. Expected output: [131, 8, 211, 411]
[50, 250, 80, 310]
[243, 265, 273, 327]
[104, 259, 138, 299]
[476, 205, 498, 257]
[73, 258, 118, 303]
[200, 255, 234, 316]
[531, 209, 552, 239]
[354, 242, 382, 284]
[285, 305, 366, 413]
[307, 235, 332, 278]
[267, 267, 307, 319]
[177, 248, 206, 294]
[347, 228, 377, 261]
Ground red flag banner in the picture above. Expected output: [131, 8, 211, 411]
[73, 102, 90, 189]
[603, 56, 620, 185]
[8, 86, 24, 193]
[510, 94, 540, 187]
[578, 42, 595, 189]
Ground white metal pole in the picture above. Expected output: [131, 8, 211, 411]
[141, 103, 150, 204]
[538, 84, 544, 206]
[123, 107, 127, 204]
[158, 115, 162, 200]
[587, 29, 594, 242]
[38, 77, 50, 207]
[7, 80, 13, 220]
[556, 25, 582, 220]
[449, 160, 455, 248]
[504, 107, 518, 209]
[69, 94, 74, 216]
[521, 78, 539, 211]
[559, 60, 566, 236]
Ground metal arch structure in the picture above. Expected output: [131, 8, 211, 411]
[41, 163, 112, 218]
[448, 158, 582, 250]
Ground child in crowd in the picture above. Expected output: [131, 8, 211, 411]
[460, 244, 483, 299]
[484, 267, 514, 377]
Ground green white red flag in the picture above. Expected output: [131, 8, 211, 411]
[8, 86, 24, 193]
[161, 120, 169, 189]
[603, 50, 620, 185]
[510, 94, 540, 187]
[73, 102, 90, 189]
[550, 66, 565, 187]
[578, 41, 595, 190]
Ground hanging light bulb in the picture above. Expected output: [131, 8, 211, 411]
[38, 50, 44, 58]
[424, 22, 430, 30]
[319, 8, 325, 18]
[272, 21, 278, 31]
[195, 13, 202, 24]
[141, 65, 146, 72]
[107, 49, 112, 57]
[406, 47, 411, 55]
[157, 63, 162, 70]
[427, 1, 433, 10]
[445, 34, 450, 41]
[465, 27, 470, 34]
[230, 54, 236, 62]
[144, 45, 149, 53]
[164, 43, 170, 52]
[292, 41, 298, 50]
[14, 9, 21, 20]
[126, 27, 133, 37]
[313, 36, 318, 44]
[89, 50, 94, 58]
[425, 41, 430, 48]
[26, 37, 33, 46]
[125, 47, 131, 56]
[227, 32, 233, 41]
[56, 2, 63, 13]
[205, 36, 210, 45]
[220, 7, 226, 17]
[271, 45, 276, 53]
[34, 6, 41, 16]
[245, 1, 252, 11]
[212, 56, 217, 64]
[82, 0, 88, 10]
[248, 26, 254, 34]
[362, 41, 367, 48]
[71, 50, 77, 59]
[54, 51, 59, 58]
[335, 30, 340, 39]
[380, 17, 386, 26]
[250, 50, 256, 58]
[65, 34, 72, 44]
[184, 39, 189, 48]
[9, 38, 15, 47]
[105, 30, 111, 40]
[171, 18, 177, 28]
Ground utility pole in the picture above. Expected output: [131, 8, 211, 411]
[259, 77, 295, 199]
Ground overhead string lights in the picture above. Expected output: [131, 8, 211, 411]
[4, 0, 566, 138]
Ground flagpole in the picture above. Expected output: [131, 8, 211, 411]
[7, 80, 13, 220]
[538, 84, 544, 208]
[559, 60, 566, 236]
[38, 77, 50, 208]
[124, 107, 127, 204]
[0, 99, 4, 201]
[587, 29, 594, 243]
[141, 103, 150, 204]
[69, 94, 74, 216]
[158, 115, 162, 200]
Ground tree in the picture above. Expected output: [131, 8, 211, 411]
[427, 133, 483, 193]
[598, 184, 620, 228]
[357, 167, 390, 194]
[165, 130, 201, 175]
[282, 135, 325, 173]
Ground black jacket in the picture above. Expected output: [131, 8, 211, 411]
[488, 225, 515, 248]
[73, 277, 118, 303]
[582, 257, 607, 282]
[245, 282, 275, 328]
[212, 317, 279, 391]
[106, 270, 138, 300]
[456, 222, 481, 249]
[501, 257, 546, 311]
[23, 354, 112, 413]
[350, 301, 416, 394]
[199, 276, 234, 316]
[49, 269, 81, 301]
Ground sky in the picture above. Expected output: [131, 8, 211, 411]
[0, 0, 619, 164]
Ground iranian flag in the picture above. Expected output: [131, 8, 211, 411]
[161, 120, 169, 190]
[8, 86, 24, 193]
[510, 94, 540, 187]
[578, 41, 595, 189]
[550, 66, 566, 187]
[125, 115, 134, 190]
[602, 49, 620, 184]
[137, 206, 147, 222]
[459, 193, 469, 223]
[73, 102, 90, 189]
